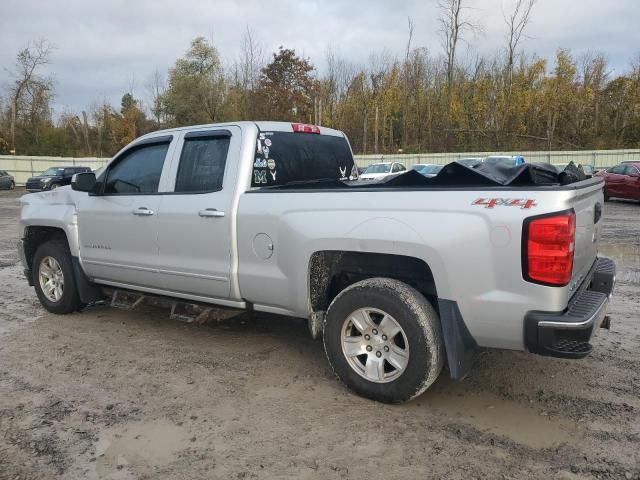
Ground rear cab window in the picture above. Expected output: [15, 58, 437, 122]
[175, 131, 230, 193]
[251, 129, 356, 188]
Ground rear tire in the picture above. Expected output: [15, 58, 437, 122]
[32, 237, 81, 314]
[323, 278, 444, 403]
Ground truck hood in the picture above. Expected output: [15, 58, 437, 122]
[20, 185, 77, 207]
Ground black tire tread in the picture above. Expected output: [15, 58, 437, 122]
[323, 277, 444, 403]
[32, 236, 81, 314]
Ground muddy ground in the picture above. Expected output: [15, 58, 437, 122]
[0, 187, 638, 480]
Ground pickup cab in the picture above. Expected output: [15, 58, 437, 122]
[18, 121, 615, 403]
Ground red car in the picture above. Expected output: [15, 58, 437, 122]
[596, 162, 640, 201]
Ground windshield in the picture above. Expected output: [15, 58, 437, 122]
[364, 164, 391, 174]
[581, 165, 594, 175]
[41, 168, 64, 176]
[251, 131, 355, 187]
[484, 157, 515, 167]
[458, 158, 481, 167]
[415, 165, 442, 174]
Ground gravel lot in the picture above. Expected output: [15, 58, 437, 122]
[0, 188, 638, 480]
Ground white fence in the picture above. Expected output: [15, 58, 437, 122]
[1, 148, 639, 185]
[354, 149, 640, 169]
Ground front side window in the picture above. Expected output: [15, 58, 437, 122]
[175, 135, 230, 193]
[607, 165, 624, 174]
[624, 165, 639, 175]
[104, 142, 169, 194]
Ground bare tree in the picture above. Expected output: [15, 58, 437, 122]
[240, 26, 264, 91]
[504, 0, 536, 90]
[402, 17, 414, 149]
[146, 68, 167, 125]
[438, 0, 476, 106]
[7, 39, 54, 152]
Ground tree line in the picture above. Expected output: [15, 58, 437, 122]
[1, 0, 639, 158]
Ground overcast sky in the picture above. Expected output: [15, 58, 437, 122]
[1, 0, 638, 115]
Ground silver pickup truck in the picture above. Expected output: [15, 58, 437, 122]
[18, 121, 615, 403]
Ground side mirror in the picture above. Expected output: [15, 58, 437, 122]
[71, 172, 97, 192]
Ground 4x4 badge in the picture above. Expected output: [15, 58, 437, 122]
[473, 198, 536, 209]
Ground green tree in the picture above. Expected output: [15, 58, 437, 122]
[162, 37, 226, 126]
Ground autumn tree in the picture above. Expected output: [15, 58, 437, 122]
[258, 47, 317, 121]
[110, 93, 149, 149]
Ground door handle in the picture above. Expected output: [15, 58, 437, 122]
[198, 208, 225, 218]
[132, 207, 155, 216]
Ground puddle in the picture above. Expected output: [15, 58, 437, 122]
[599, 244, 640, 285]
[412, 383, 577, 449]
[95, 420, 189, 478]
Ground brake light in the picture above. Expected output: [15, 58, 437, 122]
[523, 211, 576, 286]
[292, 123, 321, 134]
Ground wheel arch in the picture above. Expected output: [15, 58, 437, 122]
[23, 226, 69, 271]
[308, 251, 438, 313]
[308, 250, 477, 381]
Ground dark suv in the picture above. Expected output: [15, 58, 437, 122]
[26, 166, 92, 192]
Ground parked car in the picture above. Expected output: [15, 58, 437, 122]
[412, 164, 443, 178]
[18, 121, 615, 404]
[456, 157, 484, 168]
[359, 162, 406, 181]
[595, 162, 640, 201]
[483, 155, 525, 167]
[25, 166, 92, 192]
[0, 170, 15, 190]
[554, 164, 595, 176]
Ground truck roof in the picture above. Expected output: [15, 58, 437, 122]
[136, 121, 345, 141]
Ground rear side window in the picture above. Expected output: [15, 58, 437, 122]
[252, 131, 355, 187]
[104, 142, 169, 194]
[175, 135, 230, 193]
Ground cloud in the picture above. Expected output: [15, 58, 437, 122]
[0, 0, 637, 114]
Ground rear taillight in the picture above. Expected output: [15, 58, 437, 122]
[292, 123, 321, 134]
[523, 210, 576, 286]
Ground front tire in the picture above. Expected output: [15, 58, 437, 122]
[9, 181, 15, 190]
[32, 237, 81, 314]
[323, 278, 444, 403]
[49, 183, 59, 190]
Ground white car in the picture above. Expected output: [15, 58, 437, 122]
[360, 162, 406, 181]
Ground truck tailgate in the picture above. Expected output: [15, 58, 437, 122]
[570, 182, 604, 295]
